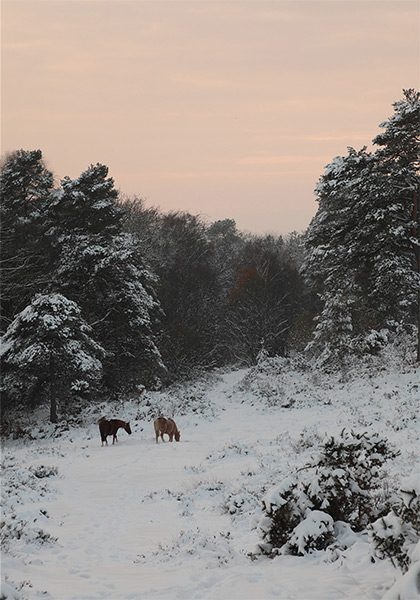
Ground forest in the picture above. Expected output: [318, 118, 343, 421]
[1, 89, 419, 423]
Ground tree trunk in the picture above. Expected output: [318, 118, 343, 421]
[49, 354, 58, 423]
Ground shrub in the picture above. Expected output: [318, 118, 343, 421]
[287, 510, 335, 555]
[257, 429, 397, 556]
[370, 468, 420, 572]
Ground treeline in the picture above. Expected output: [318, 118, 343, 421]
[1, 89, 419, 421]
[0, 152, 313, 421]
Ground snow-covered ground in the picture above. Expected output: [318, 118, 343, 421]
[2, 357, 419, 600]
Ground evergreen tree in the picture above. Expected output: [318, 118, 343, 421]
[1, 294, 104, 422]
[49, 165, 165, 389]
[305, 290, 354, 367]
[48, 163, 124, 238]
[0, 150, 54, 331]
[303, 90, 420, 362]
[55, 234, 165, 389]
[371, 88, 420, 326]
[303, 148, 373, 308]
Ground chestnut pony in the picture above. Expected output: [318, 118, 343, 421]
[98, 417, 132, 446]
[154, 417, 180, 444]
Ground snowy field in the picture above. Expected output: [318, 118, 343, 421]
[1, 355, 419, 600]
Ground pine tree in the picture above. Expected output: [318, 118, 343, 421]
[48, 163, 123, 238]
[303, 148, 373, 308]
[0, 150, 54, 331]
[48, 164, 165, 389]
[372, 89, 420, 346]
[1, 294, 104, 422]
[302, 91, 420, 362]
[55, 234, 165, 388]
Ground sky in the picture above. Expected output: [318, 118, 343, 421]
[2, 0, 419, 235]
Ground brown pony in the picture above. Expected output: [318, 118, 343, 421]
[154, 417, 180, 444]
[98, 417, 132, 446]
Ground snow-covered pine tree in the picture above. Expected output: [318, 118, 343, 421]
[0, 150, 54, 331]
[48, 164, 165, 390]
[302, 148, 373, 361]
[48, 163, 124, 238]
[56, 234, 165, 389]
[0, 293, 104, 422]
[371, 88, 420, 339]
[305, 290, 354, 367]
[302, 90, 420, 363]
[303, 149, 371, 290]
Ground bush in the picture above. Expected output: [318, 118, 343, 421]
[370, 468, 420, 572]
[287, 510, 335, 555]
[257, 429, 397, 556]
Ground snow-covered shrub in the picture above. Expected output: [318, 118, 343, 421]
[257, 429, 397, 556]
[398, 469, 420, 537]
[311, 429, 397, 528]
[133, 370, 220, 422]
[287, 510, 335, 555]
[1, 455, 58, 555]
[258, 475, 303, 554]
[0, 580, 24, 600]
[237, 355, 299, 407]
[370, 511, 410, 571]
[29, 464, 59, 479]
[136, 528, 237, 569]
[222, 486, 260, 518]
[370, 468, 420, 572]
[356, 329, 389, 355]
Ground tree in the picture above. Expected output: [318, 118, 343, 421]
[303, 148, 373, 312]
[0, 150, 54, 331]
[1, 294, 104, 422]
[373, 88, 420, 357]
[55, 234, 165, 389]
[305, 290, 354, 367]
[48, 165, 165, 389]
[47, 163, 124, 238]
[138, 211, 220, 379]
[303, 91, 420, 362]
[223, 235, 306, 364]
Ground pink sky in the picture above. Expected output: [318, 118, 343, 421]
[2, 0, 419, 234]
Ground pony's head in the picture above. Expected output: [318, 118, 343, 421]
[125, 422, 132, 435]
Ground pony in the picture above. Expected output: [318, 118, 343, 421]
[98, 417, 132, 446]
[153, 417, 180, 444]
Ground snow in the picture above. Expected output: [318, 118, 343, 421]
[287, 510, 334, 555]
[382, 562, 420, 600]
[2, 362, 419, 600]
